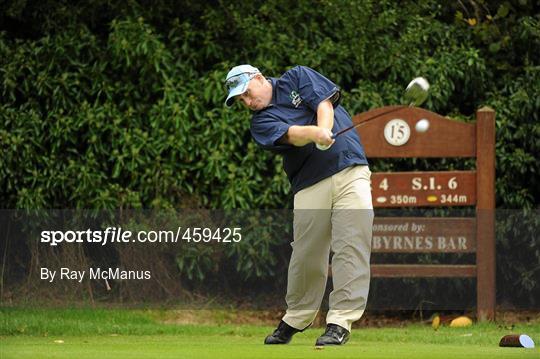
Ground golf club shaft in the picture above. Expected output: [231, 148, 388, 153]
[331, 105, 407, 139]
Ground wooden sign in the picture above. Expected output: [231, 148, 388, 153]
[371, 171, 476, 207]
[353, 106, 476, 158]
[372, 217, 476, 253]
[354, 106, 496, 320]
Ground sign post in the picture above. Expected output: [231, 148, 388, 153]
[355, 106, 496, 320]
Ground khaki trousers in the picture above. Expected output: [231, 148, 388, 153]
[282, 165, 373, 332]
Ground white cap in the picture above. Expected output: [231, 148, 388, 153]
[224, 64, 260, 107]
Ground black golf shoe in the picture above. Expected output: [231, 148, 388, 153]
[315, 324, 350, 346]
[264, 320, 303, 344]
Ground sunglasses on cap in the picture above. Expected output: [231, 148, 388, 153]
[225, 72, 258, 92]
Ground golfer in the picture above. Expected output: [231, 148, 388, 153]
[225, 65, 373, 346]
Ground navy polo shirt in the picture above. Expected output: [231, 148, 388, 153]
[250, 66, 368, 194]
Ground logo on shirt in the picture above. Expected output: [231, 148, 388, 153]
[289, 90, 303, 108]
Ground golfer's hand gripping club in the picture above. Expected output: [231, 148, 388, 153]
[315, 127, 334, 151]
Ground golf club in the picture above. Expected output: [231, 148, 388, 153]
[331, 77, 430, 139]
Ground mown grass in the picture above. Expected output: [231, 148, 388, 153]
[1, 307, 539, 359]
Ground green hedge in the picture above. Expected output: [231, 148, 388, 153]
[1, 0, 538, 209]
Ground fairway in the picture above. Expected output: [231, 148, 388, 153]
[2, 335, 539, 359]
[1, 309, 538, 358]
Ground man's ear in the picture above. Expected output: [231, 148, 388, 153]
[254, 73, 265, 83]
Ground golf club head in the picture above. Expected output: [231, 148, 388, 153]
[404, 77, 429, 107]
